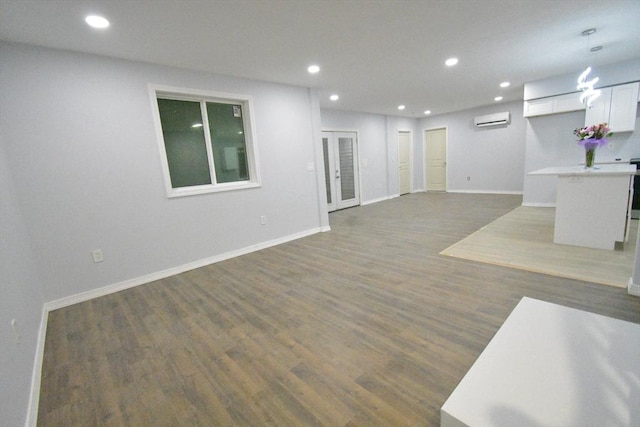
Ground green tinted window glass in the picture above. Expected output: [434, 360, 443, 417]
[206, 102, 249, 183]
[157, 99, 212, 188]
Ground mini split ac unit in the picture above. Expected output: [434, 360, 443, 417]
[474, 112, 510, 127]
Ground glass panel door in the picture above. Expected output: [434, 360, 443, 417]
[322, 132, 360, 212]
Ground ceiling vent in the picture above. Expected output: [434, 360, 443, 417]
[474, 112, 510, 127]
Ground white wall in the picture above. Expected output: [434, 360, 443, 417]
[0, 42, 327, 304]
[0, 41, 329, 425]
[0, 142, 46, 427]
[522, 111, 640, 206]
[417, 101, 527, 194]
[320, 109, 419, 203]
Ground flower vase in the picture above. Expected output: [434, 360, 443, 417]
[585, 148, 596, 169]
[579, 139, 604, 169]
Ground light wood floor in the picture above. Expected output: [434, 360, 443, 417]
[37, 193, 640, 427]
[441, 206, 636, 288]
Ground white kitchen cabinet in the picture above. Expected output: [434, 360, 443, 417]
[523, 98, 553, 117]
[609, 83, 639, 131]
[584, 82, 639, 132]
[523, 92, 585, 117]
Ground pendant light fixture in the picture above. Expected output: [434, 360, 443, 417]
[577, 28, 601, 108]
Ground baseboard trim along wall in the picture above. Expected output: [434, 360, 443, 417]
[27, 226, 326, 427]
[361, 196, 392, 206]
[449, 190, 524, 195]
[25, 305, 49, 427]
[521, 202, 556, 208]
[628, 278, 640, 297]
[45, 227, 325, 311]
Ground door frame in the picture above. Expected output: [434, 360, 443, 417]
[322, 129, 361, 212]
[423, 126, 448, 192]
[397, 129, 413, 195]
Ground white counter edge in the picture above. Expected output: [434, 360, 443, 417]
[529, 164, 635, 176]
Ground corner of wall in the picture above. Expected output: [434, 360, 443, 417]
[24, 305, 48, 427]
[627, 277, 640, 297]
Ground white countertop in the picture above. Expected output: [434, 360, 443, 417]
[529, 163, 635, 176]
[441, 297, 640, 427]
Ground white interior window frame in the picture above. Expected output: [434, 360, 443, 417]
[149, 84, 261, 198]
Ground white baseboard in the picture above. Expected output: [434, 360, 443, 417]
[522, 202, 556, 208]
[46, 227, 325, 311]
[361, 196, 391, 206]
[26, 305, 48, 427]
[27, 226, 325, 426]
[448, 190, 523, 195]
[628, 278, 640, 297]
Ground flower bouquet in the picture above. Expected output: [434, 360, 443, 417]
[573, 123, 613, 168]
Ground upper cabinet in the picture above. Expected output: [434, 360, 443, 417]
[523, 92, 586, 118]
[584, 82, 639, 132]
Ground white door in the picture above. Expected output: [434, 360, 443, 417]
[322, 131, 360, 212]
[398, 131, 411, 195]
[425, 128, 447, 191]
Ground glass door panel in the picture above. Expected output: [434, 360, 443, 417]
[322, 132, 359, 212]
[322, 135, 336, 211]
[338, 137, 356, 201]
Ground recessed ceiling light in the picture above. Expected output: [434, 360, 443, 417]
[398, 105, 406, 110]
[445, 57, 458, 67]
[85, 15, 110, 29]
[424, 110, 432, 115]
[494, 96, 503, 101]
[500, 81, 510, 88]
[330, 94, 339, 101]
[307, 65, 320, 74]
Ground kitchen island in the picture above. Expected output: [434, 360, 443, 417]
[529, 163, 635, 250]
[440, 297, 640, 427]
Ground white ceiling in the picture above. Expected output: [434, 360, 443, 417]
[1, 0, 639, 117]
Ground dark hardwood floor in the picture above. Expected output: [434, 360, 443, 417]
[37, 193, 640, 426]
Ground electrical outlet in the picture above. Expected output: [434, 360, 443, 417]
[260, 216, 267, 225]
[307, 162, 314, 171]
[91, 249, 104, 263]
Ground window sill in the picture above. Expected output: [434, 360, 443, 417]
[167, 181, 261, 198]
